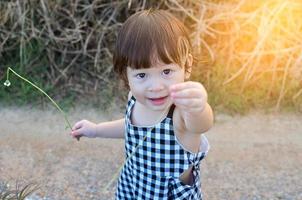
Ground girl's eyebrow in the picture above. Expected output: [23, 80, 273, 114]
[159, 63, 178, 69]
[130, 68, 146, 71]
[128, 63, 177, 72]
[128, 68, 148, 73]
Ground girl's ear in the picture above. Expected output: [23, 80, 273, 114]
[185, 53, 193, 80]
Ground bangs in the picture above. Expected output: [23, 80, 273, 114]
[114, 10, 191, 73]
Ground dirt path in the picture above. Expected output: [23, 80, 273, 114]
[0, 106, 301, 200]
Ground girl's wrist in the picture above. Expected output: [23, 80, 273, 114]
[93, 123, 100, 138]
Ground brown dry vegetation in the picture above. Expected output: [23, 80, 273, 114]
[1, 0, 302, 112]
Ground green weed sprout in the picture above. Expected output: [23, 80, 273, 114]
[3, 67, 80, 141]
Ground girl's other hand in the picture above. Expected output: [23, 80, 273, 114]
[70, 119, 97, 139]
[169, 81, 208, 113]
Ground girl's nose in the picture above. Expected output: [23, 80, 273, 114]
[147, 81, 165, 92]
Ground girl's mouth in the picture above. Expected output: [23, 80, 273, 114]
[148, 96, 168, 106]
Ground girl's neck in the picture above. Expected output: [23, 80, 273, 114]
[131, 101, 170, 127]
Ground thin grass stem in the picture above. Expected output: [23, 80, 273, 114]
[4, 67, 77, 139]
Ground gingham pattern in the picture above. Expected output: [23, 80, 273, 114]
[116, 96, 209, 200]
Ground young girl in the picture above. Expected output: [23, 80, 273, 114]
[71, 9, 213, 200]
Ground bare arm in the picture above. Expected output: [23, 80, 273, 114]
[71, 118, 125, 139]
[71, 92, 131, 140]
[94, 118, 125, 138]
[170, 81, 214, 134]
[93, 91, 131, 138]
[182, 102, 214, 133]
[96, 91, 133, 138]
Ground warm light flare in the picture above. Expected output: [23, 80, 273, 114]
[170, 0, 302, 110]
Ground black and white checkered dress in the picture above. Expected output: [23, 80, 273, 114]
[116, 96, 210, 200]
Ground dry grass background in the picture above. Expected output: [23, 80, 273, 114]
[0, 0, 301, 112]
[0, 0, 166, 108]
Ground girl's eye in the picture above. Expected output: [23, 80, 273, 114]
[163, 69, 172, 76]
[136, 73, 146, 79]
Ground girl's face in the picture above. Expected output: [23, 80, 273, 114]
[127, 60, 189, 112]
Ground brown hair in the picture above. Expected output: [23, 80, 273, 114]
[113, 9, 192, 84]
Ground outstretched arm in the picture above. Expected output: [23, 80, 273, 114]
[170, 81, 214, 134]
[71, 118, 125, 139]
[71, 91, 131, 140]
[95, 118, 125, 138]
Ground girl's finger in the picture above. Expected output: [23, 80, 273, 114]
[170, 81, 201, 92]
[71, 130, 82, 137]
[173, 103, 203, 113]
[70, 131, 82, 141]
[71, 130, 78, 136]
[71, 130, 82, 141]
[72, 120, 83, 131]
[172, 98, 204, 108]
[171, 88, 202, 99]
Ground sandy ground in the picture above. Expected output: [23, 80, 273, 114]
[0, 106, 301, 200]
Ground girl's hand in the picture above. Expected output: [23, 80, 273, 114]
[170, 81, 208, 113]
[70, 119, 97, 139]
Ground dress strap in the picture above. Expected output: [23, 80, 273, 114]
[130, 95, 136, 101]
[125, 96, 136, 118]
[167, 104, 175, 119]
